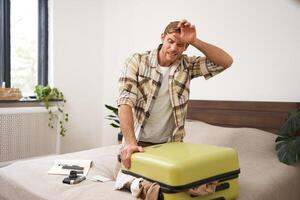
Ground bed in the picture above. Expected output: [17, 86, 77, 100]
[1, 100, 300, 200]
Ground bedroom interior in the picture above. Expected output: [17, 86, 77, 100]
[1, 0, 300, 199]
[1, 100, 300, 200]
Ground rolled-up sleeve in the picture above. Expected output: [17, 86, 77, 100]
[116, 54, 140, 108]
[185, 55, 226, 80]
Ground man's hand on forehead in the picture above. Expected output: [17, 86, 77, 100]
[177, 19, 197, 44]
[178, 19, 194, 29]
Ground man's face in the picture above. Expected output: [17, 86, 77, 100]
[159, 32, 187, 66]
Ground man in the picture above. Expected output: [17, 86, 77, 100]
[117, 19, 233, 170]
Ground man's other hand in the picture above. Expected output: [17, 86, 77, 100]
[120, 144, 144, 169]
[177, 19, 196, 45]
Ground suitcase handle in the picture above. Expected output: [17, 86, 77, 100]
[215, 182, 230, 192]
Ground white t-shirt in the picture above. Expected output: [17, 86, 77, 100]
[139, 66, 175, 143]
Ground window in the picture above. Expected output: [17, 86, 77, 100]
[0, 0, 48, 96]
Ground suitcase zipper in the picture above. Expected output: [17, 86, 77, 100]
[122, 169, 240, 193]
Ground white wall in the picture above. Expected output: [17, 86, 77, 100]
[51, 0, 105, 153]
[51, 0, 300, 152]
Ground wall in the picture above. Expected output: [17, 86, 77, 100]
[51, 0, 300, 151]
[51, 0, 105, 153]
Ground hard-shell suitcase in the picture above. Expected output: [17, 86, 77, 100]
[122, 142, 240, 200]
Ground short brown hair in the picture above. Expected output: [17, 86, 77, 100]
[164, 21, 180, 34]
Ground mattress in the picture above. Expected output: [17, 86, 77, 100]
[0, 120, 299, 200]
[184, 120, 300, 200]
[0, 145, 129, 200]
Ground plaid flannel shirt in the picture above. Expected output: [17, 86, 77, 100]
[117, 45, 225, 142]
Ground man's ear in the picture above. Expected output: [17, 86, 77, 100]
[161, 33, 165, 43]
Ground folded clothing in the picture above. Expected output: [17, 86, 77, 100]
[114, 170, 218, 199]
[188, 181, 218, 196]
[114, 171, 159, 199]
[134, 179, 160, 200]
[114, 171, 136, 190]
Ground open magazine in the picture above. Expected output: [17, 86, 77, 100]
[48, 159, 93, 176]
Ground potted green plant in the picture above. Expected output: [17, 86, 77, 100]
[275, 108, 300, 165]
[34, 85, 69, 136]
[104, 104, 123, 143]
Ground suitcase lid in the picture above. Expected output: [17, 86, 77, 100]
[122, 142, 240, 188]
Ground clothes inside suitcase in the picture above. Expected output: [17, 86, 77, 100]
[122, 142, 240, 200]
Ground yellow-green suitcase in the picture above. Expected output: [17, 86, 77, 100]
[122, 142, 240, 200]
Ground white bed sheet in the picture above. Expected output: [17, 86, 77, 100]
[184, 120, 300, 200]
[0, 145, 129, 200]
[0, 120, 299, 200]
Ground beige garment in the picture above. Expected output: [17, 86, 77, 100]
[187, 181, 218, 196]
[135, 179, 160, 200]
[136, 180, 217, 199]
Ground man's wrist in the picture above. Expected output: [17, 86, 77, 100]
[189, 38, 198, 46]
[189, 38, 200, 46]
[127, 142, 138, 146]
[190, 38, 206, 52]
[125, 134, 138, 146]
